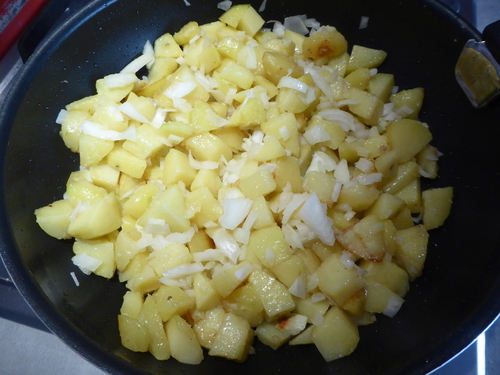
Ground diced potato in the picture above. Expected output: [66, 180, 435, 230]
[337, 181, 380, 212]
[209, 313, 254, 362]
[193, 306, 226, 349]
[364, 280, 404, 317]
[149, 243, 193, 277]
[347, 45, 387, 73]
[386, 119, 432, 163]
[166, 315, 203, 365]
[316, 253, 364, 306]
[68, 193, 122, 240]
[360, 258, 409, 297]
[120, 291, 144, 319]
[162, 148, 197, 188]
[106, 146, 147, 179]
[173, 21, 200, 46]
[152, 285, 194, 322]
[185, 132, 232, 162]
[185, 187, 223, 228]
[118, 314, 149, 352]
[394, 225, 429, 281]
[302, 26, 347, 60]
[262, 51, 303, 85]
[138, 295, 170, 360]
[347, 86, 384, 126]
[222, 284, 265, 327]
[365, 193, 406, 220]
[247, 225, 291, 268]
[248, 269, 296, 320]
[390, 87, 425, 120]
[211, 262, 253, 298]
[255, 321, 292, 350]
[395, 178, 421, 213]
[35, 199, 74, 239]
[122, 183, 160, 219]
[416, 144, 439, 179]
[294, 297, 330, 324]
[312, 307, 360, 361]
[239, 167, 277, 199]
[60, 110, 90, 152]
[422, 187, 453, 230]
[88, 163, 120, 192]
[73, 237, 116, 278]
[154, 33, 183, 58]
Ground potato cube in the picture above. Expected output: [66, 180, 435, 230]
[394, 225, 429, 281]
[345, 68, 372, 90]
[239, 167, 277, 199]
[302, 26, 347, 60]
[368, 73, 395, 102]
[193, 272, 221, 311]
[185, 186, 223, 228]
[190, 168, 222, 197]
[364, 280, 404, 317]
[249, 269, 296, 320]
[360, 258, 409, 297]
[294, 297, 330, 324]
[337, 181, 380, 212]
[193, 306, 226, 349]
[365, 193, 406, 220]
[120, 291, 144, 319]
[185, 132, 232, 162]
[347, 45, 387, 73]
[312, 307, 360, 361]
[73, 237, 116, 278]
[79, 134, 115, 167]
[390, 87, 424, 120]
[347, 87, 384, 126]
[386, 119, 432, 163]
[380, 161, 419, 194]
[236, 5, 265, 37]
[88, 164, 120, 192]
[60, 110, 89, 152]
[211, 262, 253, 298]
[149, 243, 193, 276]
[262, 51, 303, 85]
[137, 184, 190, 233]
[138, 295, 170, 360]
[106, 146, 147, 179]
[35, 199, 74, 240]
[118, 314, 149, 353]
[166, 315, 203, 365]
[395, 178, 421, 213]
[68, 193, 122, 240]
[162, 148, 197, 188]
[228, 96, 267, 128]
[209, 313, 254, 362]
[422, 187, 453, 230]
[222, 284, 265, 327]
[152, 285, 194, 322]
[255, 321, 291, 350]
[247, 225, 291, 268]
[154, 33, 183, 58]
[316, 253, 364, 306]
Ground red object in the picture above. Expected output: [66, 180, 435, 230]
[0, 0, 50, 60]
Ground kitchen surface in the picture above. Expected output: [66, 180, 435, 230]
[1, 1, 500, 374]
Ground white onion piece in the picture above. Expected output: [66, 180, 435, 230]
[359, 16, 369, 29]
[80, 121, 137, 141]
[288, 277, 307, 299]
[383, 295, 404, 318]
[161, 263, 204, 280]
[164, 81, 197, 99]
[217, 0, 232, 11]
[55, 109, 68, 124]
[334, 159, 350, 183]
[70, 272, 80, 286]
[193, 249, 227, 263]
[144, 218, 170, 235]
[72, 253, 102, 275]
[212, 228, 241, 263]
[234, 262, 253, 281]
[277, 76, 309, 93]
[219, 198, 253, 230]
[355, 157, 374, 173]
[284, 15, 309, 35]
[121, 53, 154, 74]
[282, 223, 304, 250]
[307, 151, 337, 174]
[258, 0, 267, 12]
[311, 292, 326, 303]
[298, 192, 335, 246]
[303, 125, 330, 145]
[119, 102, 150, 124]
[282, 193, 308, 224]
[104, 72, 138, 89]
[188, 151, 219, 170]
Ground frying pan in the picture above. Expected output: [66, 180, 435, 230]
[1, 0, 500, 374]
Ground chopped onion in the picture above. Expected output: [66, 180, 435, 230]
[277, 76, 309, 94]
[282, 193, 308, 224]
[205, 108, 229, 128]
[233, 228, 250, 245]
[161, 263, 204, 279]
[272, 22, 286, 38]
[318, 109, 356, 132]
[307, 151, 337, 174]
[144, 218, 170, 235]
[193, 249, 227, 263]
[334, 159, 350, 183]
[80, 120, 137, 141]
[357, 173, 383, 185]
[72, 253, 102, 275]
[70, 271, 80, 287]
[56, 109, 68, 124]
[212, 228, 241, 263]
[279, 314, 308, 335]
[383, 295, 404, 318]
[119, 101, 151, 124]
[355, 157, 374, 173]
[331, 181, 342, 203]
[121, 53, 154, 74]
[258, 0, 267, 12]
[164, 81, 197, 99]
[311, 312, 324, 326]
[298, 192, 335, 246]
[359, 16, 369, 29]
[242, 210, 259, 231]
[307, 273, 319, 291]
[311, 292, 326, 303]
[234, 262, 254, 281]
[282, 223, 304, 250]
[219, 198, 253, 230]
[217, 0, 232, 11]
[150, 107, 168, 128]
[104, 72, 138, 88]
[284, 15, 309, 35]
[188, 151, 219, 170]
[303, 125, 330, 145]
[288, 276, 307, 299]
[70, 200, 90, 222]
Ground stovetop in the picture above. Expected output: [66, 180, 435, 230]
[0, 1, 499, 374]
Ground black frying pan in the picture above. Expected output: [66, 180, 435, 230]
[1, 0, 500, 374]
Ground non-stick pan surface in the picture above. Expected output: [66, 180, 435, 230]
[1, 0, 500, 374]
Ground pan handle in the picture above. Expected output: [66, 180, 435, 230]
[17, 0, 81, 62]
[483, 20, 500, 64]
